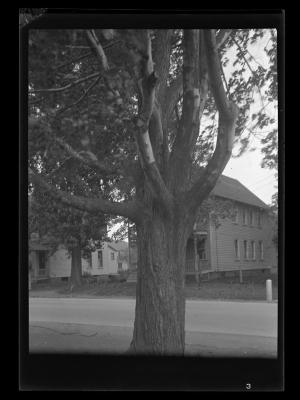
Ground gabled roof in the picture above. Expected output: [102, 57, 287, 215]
[110, 241, 128, 251]
[211, 175, 269, 209]
[107, 243, 119, 252]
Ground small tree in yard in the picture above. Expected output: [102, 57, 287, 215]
[29, 185, 107, 288]
[27, 26, 277, 354]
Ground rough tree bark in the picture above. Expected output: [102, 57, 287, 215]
[129, 206, 194, 354]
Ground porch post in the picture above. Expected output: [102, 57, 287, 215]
[193, 235, 199, 285]
[128, 222, 132, 271]
[239, 267, 243, 284]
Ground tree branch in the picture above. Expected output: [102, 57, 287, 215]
[149, 99, 164, 159]
[54, 51, 92, 70]
[28, 96, 46, 105]
[86, 30, 109, 71]
[232, 36, 265, 107]
[29, 168, 142, 223]
[54, 137, 121, 177]
[204, 29, 232, 119]
[216, 29, 232, 49]
[186, 30, 239, 212]
[168, 30, 201, 190]
[57, 136, 139, 184]
[161, 28, 227, 127]
[162, 75, 183, 126]
[153, 29, 173, 105]
[28, 117, 137, 182]
[54, 41, 122, 71]
[123, 30, 173, 208]
[29, 72, 101, 94]
[56, 76, 101, 115]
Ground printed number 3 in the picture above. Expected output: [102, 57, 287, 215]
[246, 383, 251, 390]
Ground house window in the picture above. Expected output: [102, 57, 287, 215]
[249, 209, 254, 226]
[38, 251, 47, 269]
[234, 240, 240, 260]
[232, 206, 239, 224]
[242, 208, 247, 225]
[118, 262, 122, 271]
[38, 251, 47, 276]
[88, 252, 93, 268]
[243, 240, 249, 260]
[197, 238, 207, 260]
[250, 241, 256, 260]
[259, 241, 264, 260]
[258, 211, 262, 227]
[111, 252, 115, 261]
[97, 250, 103, 268]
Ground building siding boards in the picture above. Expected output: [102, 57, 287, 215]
[207, 203, 277, 272]
[31, 242, 120, 280]
[187, 174, 277, 275]
[101, 243, 119, 275]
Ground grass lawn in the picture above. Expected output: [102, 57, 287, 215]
[30, 273, 278, 301]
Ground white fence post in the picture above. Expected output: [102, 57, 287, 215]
[266, 279, 272, 302]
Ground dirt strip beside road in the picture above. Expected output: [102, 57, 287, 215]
[29, 322, 277, 358]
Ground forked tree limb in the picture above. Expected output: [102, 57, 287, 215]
[168, 30, 201, 190]
[162, 29, 230, 127]
[123, 29, 173, 209]
[186, 29, 239, 212]
[186, 107, 239, 211]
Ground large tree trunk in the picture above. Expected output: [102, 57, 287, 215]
[69, 245, 82, 288]
[129, 214, 191, 355]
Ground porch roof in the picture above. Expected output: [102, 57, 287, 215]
[29, 241, 52, 251]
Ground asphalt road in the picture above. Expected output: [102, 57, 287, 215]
[29, 298, 278, 357]
[29, 297, 277, 337]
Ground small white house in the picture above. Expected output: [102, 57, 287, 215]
[29, 240, 126, 281]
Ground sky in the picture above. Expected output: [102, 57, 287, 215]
[223, 148, 277, 205]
